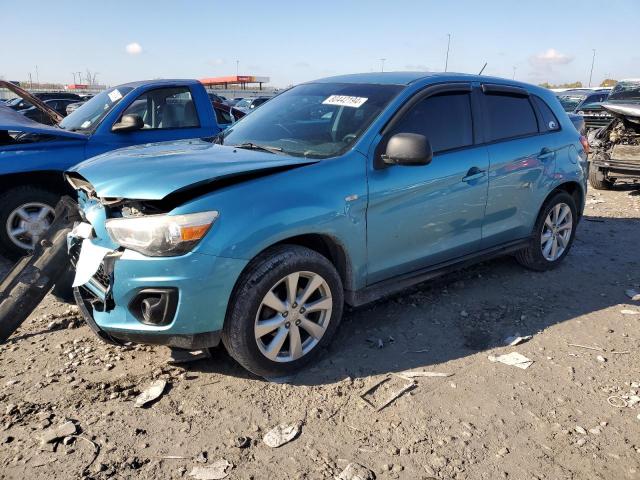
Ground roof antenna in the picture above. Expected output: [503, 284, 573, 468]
[478, 62, 487, 75]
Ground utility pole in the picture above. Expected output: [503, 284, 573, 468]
[444, 33, 451, 72]
[35, 65, 39, 88]
[77, 72, 82, 84]
[72, 72, 76, 84]
[512, 66, 517, 80]
[380, 58, 386, 72]
[28, 73, 32, 89]
[588, 49, 596, 87]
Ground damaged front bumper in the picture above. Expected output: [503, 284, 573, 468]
[70, 235, 247, 350]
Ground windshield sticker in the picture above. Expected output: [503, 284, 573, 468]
[322, 95, 368, 108]
[107, 89, 123, 103]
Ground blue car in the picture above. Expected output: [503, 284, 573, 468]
[65, 72, 587, 376]
[0, 79, 227, 257]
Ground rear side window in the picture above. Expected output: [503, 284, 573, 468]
[484, 94, 538, 142]
[389, 92, 473, 153]
[532, 96, 560, 132]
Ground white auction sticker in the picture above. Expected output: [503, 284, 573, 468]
[322, 95, 368, 108]
[107, 89, 123, 102]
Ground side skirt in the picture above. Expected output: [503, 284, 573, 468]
[345, 238, 531, 307]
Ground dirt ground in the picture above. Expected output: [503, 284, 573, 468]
[1, 184, 639, 480]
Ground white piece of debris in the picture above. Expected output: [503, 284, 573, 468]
[488, 352, 534, 370]
[336, 462, 375, 480]
[625, 289, 640, 301]
[621, 309, 640, 315]
[135, 379, 167, 408]
[396, 370, 453, 379]
[504, 334, 533, 346]
[188, 460, 233, 480]
[263, 423, 300, 448]
[168, 349, 210, 364]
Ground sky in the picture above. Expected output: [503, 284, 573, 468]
[2, 0, 639, 88]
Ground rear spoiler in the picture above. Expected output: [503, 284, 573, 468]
[0, 80, 64, 125]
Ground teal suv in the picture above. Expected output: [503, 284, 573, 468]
[66, 72, 588, 376]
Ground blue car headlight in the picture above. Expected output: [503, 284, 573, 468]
[105, 211, 219, 257]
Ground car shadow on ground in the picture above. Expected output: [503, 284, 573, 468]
[184, 208, 640, 386]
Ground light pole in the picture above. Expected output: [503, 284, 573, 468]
[380, 58, 386, 72]
[512, 66, 517, 80]
[444, 33, 451, 72]
[35, 65, 39, 88]
[588, 49, 596, 87]
[72, 72, 76, 84]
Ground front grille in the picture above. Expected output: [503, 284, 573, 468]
[94, 262, 110, 289]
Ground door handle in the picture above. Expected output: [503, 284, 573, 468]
[462, 166, 486, 183]
[537, 147, 555, 161]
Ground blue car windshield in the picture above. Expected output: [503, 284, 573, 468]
[219, 82, 403, 158]
[60, 87, 134, 132]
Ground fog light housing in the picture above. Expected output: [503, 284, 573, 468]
[129, 288, 178, 326]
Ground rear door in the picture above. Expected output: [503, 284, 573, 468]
[479, 85, 559, 247]
[366, 84, 490, 284]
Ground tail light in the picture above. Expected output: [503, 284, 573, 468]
[579, 135, 590, 155]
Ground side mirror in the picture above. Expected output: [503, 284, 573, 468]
[112, 114, 144, 133]
[382, 133, 433, 166]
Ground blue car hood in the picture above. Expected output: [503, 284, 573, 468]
[70, 139, 318, 200]
[0, 105, 86, 140]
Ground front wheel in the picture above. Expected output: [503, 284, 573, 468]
[0, 186, 59, 259]
[516, 191, 577, 271]
[222, 245, 344, 377]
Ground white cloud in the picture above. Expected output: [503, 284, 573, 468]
[529, 48, 573, 68]
[125, 42, 143, 55]
[208, 58, 224, 66]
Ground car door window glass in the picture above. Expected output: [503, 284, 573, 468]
[388, 92, 473, 153]
[121, 87, 200, 130]
[532, 96, 560, 132]
[484, 94, 538, 141]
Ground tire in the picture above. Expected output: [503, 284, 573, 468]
[0, 186, 60, 259]
[588, 166, 614, 190]
[516, 191, 577, 271]
[50, 266, 75, 304]
[222, 245, 344, 377]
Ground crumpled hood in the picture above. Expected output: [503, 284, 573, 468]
[601, 101, 640, 122]
[70, 138, 318, 200]
[0, 105, 86, 140]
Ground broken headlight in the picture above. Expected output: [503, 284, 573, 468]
[105, 211, 219, 257]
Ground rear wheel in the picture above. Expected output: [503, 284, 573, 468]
[516, 191, 577, 271]
[0, 186, 59, 259]
[588, 166, 614, 190]
[222, 245, 343, 377]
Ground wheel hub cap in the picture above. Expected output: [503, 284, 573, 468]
[254, 271, 332, 363]
[541, 203, 572, 262]
[6, 203, 55, 250]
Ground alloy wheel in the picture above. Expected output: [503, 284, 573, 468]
[541, 203, 573, 262]
[254, 271, 333, 363]
[6, 202, 55, 250]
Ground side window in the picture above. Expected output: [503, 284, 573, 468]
[532, 96, 560, 132]
[214, 106, 232, 125]
[484, 94, 538, 142]
[120, 87, 200, 130]
[389, 92, 473, 153]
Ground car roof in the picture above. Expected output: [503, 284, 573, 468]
[115, 79, 202, 89]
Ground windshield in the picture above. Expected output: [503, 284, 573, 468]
[60, 86, 134, 132]
[219, 82, 402, 159]
[558, 95, 585, 112]
[608, 81, 640, 102]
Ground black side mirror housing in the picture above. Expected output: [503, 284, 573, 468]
[112, 114, 144, 133]
[381, 133, 433, 167]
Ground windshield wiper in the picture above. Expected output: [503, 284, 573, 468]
[232, 142, 284, 154]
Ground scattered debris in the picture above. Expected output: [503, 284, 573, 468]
[567, 343, 605, 352]
[621, 309, 640, 315]
[135, 379, 167, 408]
[360, 376, 417, 412]
[596, 355, 607, 363]
[575, 426, 587, 435]
[188, 459, 233, 479]
[395, 370, 452, 380]
[263, 423, 300, 448]
[366, 337, 384, 349]
[504, 334, 533, 346]
[607, 396, 628, 408]
[625, 289, 640, 301]
[168, 349, 210, 364]
[40, 420, 78, 444]
[232, 436, 250, 449]
[488, 352, 534, 370]
[337, 462, 376, 480]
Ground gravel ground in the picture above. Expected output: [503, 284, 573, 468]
[1, 184, 639, 480]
